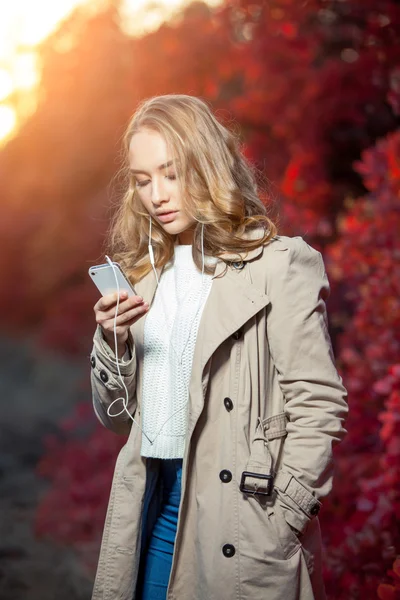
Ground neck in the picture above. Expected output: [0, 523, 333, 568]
[177, 228, 195, 245]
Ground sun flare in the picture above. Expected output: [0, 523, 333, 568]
[0, 105, 17, 141]
[0, 0, 220, 146]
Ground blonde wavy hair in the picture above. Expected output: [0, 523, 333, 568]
[108, 94, 277, 283]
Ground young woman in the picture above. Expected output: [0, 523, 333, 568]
[89, 94, 348, 600]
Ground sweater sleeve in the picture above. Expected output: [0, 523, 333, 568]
[90, 325, 137, 436]
[266, 237, 348, 533]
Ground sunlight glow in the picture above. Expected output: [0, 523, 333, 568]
[0, 0, 90, 145]
[0, 70, 13, 102]
[0, 105, 17, 141]
[11, 52, 38, 91]
[0, 0, 221, 145]
[121, 0, 204, 36]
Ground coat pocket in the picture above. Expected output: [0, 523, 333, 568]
[267, 494, 301, 560]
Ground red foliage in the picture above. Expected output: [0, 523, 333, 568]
[0, 0, 396, 596]
[35, 403, 125, 568]
[377, 557, 400, 600]
[217, 0, 400, 240]
[321, 131, 400, 598]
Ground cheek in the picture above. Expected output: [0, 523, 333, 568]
[180, 213, 196, 229]
[136, 188, 151, 208]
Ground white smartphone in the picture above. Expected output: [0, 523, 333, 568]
[88, 262, 137, 298]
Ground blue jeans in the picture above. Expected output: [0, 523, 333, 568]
[137, 459, 183, 600]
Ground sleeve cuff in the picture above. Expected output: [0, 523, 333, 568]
[274, 470, 322, 534]
[92, 325, 136, 376]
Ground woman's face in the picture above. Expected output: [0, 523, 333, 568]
[129, 128, 196, 244]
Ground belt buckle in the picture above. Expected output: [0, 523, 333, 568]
[240, 471, 274, 497]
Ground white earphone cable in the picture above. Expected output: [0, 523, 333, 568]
[103, 219, 207, 446]
[104, 254, 153, 444]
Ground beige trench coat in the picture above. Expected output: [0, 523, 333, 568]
[89, 234, 348, 600]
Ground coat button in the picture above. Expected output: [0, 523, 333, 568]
[90, 355, 96, 368]
[219, 470, 232, 483]
[232, 329, 243, 340]
[310, 504, 320, 516]
[100, 369, 109, 383]
[224, 397, 233, 412]
[222, 544, 235, 558]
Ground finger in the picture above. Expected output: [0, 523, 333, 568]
[101, 296, 145, 320]
[101, 319, 136, 337]
[117, 303, 149, 324]
[102, 303, 149, 328]
[115, 311, 147, 330]
[94, 292, 143, 313]
[94, 291, 124, 312]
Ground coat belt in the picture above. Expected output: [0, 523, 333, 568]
[240, 412, 321, 519]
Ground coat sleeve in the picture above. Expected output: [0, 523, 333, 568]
[90, 325, 137, 436]
[266, 236, 348, 533]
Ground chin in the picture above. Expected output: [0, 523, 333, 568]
[160, 223, 182, 235]
[161, 220, 193, 236]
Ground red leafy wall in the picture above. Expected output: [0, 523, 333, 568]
[0, 0, 399, 597]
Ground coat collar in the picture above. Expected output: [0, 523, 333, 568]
[191, 255, 270, 380]
[217, 227, 265, 262]
[134, 227, 267, 300]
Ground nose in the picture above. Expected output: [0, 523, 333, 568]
[151, 176, 168, 205]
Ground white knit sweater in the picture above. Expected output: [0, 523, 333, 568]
[140, 245, 213, 458]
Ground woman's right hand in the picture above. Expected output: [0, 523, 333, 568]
[94, 292, 149, 356]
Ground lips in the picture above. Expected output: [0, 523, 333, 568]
[157, 211, 178, 223]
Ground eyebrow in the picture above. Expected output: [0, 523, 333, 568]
[129, 160, 176, 175]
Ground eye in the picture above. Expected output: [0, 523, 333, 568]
[135, 179, 150, 188]
[165, 173, 177, 181]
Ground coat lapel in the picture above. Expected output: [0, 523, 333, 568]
[185, 250, 271, 438]
[191, 254, 270, 384]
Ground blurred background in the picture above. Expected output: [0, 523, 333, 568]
[0, 0, 399, 598]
